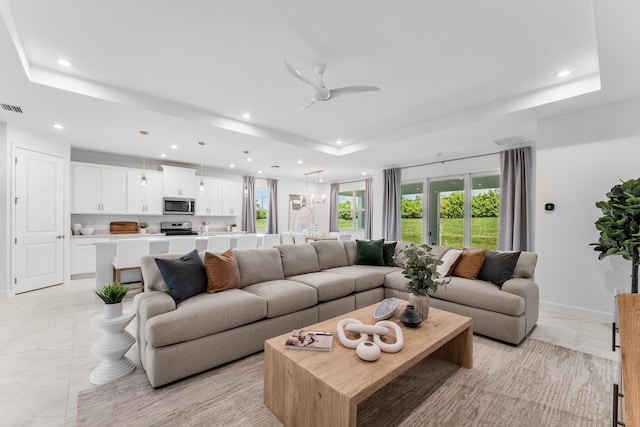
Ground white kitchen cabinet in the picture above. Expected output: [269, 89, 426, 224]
[162, 165, 197, 198]
[222, 180, 243, 216]
[71, 237, 109, 275]
[127, 170, 163, 215]
[195, 177, 223, 215]
[72, 162, 126, 214]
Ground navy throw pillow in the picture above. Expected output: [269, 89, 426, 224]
[155, 249, 207, 303]
[477, 250, 521, 287]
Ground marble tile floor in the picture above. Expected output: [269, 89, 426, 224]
[0, 278, 617, 427]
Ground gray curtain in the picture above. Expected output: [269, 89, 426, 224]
[241, 176, 256, 233]
[382, 168, 401, 241]
[498, 147, 532, 251]
[329, 183, 339, 232]
[364, 178, 373, 239]
[266, 178, 278, 234]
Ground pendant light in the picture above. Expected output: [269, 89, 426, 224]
[243, 150, 250, 198]
[140, 131, 148, 186]
[198, 141, 206, 195]
[303, 170, 326, 206]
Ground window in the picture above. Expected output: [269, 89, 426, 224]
[400, 173, 500, 249]
[400, 182, 424, 244]
[255, 184, 268, 232]
[339, 190, 365, 230]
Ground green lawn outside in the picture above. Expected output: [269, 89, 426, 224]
[256, 218, 266, 230]
[401, 217, 498, 249]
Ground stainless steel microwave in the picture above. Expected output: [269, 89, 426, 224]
[163, 197, 196, 215]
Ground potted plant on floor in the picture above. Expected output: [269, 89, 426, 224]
[395, 243, 449, 320]
[591, 178, 640, 293]
[95, 282, 129, 319]
[138, 222, 148, 234]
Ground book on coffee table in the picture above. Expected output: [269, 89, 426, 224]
[285, 329, 333, 352]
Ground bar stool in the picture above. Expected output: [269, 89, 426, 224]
[112, 239, 150, 289]
[236, 234, 258, 249]
[168, 237, 197, 254]
[261, 234, 281, 248]
[207, 236, 232, 253]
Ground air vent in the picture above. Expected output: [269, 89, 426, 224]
[270, 165, 280, 168]
[494, 135, 525, 146]
[1, 103, 23, 113]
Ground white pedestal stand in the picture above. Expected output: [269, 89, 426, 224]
[89, 311, 136, 385]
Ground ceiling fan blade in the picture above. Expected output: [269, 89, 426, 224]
[300, 99, 317, 110]
[329, 85, 380, 99]
[283, 60, 320, 89]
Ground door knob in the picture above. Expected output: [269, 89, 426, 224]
[56, 235, 64, 239]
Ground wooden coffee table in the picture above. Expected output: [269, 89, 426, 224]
[264, 302, 473, 427]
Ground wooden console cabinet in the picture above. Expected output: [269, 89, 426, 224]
[616, 293, 640, 426]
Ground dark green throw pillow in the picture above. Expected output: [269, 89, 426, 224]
[356, 239, 385, 266]
[477, 250, 521, 287]
[383, 242, 397, 267]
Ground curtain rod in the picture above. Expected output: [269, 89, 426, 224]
[402, 151, 501, 170]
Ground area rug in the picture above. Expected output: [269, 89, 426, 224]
[75, 337, 616, 427]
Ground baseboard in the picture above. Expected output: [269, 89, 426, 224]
[540, 300, 613, 322]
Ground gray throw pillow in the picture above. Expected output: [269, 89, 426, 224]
[477, 250, 521, 287]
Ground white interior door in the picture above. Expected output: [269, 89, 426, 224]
[14, 148, 64, 294]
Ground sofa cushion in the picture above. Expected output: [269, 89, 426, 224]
[513, 251, 538, 279]
[233, 248, 285, 287]
[204, 250, 240, 293]
[155, 250, 207, 303]
[287, 272, 356, 302]
[477, 250, 521, 286]
[276, 244, 320, 277]
[431, 277, 525, 317]
[452, 249, 486, 279]
[324, 265, 386, 292]
[356, 239, 385, 266]
[312, 240, 349, 270]
[383, 242, 397, 266]
[344, 240, 357, 265]
[243, 279, 317, 318]
[145, 289, 267, 348]
[392, 241, 412, 268]
[430, 245, 452, 260]
[384, 270, 409, 292]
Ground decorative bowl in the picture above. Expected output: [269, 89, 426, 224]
[373, 297, 399, 320]
[80, 227, 94, 235]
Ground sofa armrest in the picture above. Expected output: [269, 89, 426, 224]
[501, 278, 539, 334]
[133, 291, 176, 366]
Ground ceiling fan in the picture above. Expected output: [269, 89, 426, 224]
[283, 60, 380, 110]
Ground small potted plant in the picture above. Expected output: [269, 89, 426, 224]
[138, 222, 148, 234]
[201, 220, 210, 233]
[395, 243, 449, 320]
[95, 282, 129, 319]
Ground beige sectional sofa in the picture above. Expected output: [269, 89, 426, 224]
[134, 240, 538, 387]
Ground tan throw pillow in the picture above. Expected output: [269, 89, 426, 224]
[204, 250, 240, 293]
[452, 249, 487, 279]
[437, 249, 463, 277]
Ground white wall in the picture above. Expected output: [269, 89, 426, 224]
[0, 122, 8, 296]
[536, 97, 640, 319]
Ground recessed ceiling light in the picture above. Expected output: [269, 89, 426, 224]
[336, 140, 342, 145]
[557, 69, 571, 78]
[319, 178, 323, 183]
[53, 123, 64, 130]
[362, 172, 367, 176]
[160, 153, 167, 158]
[229, 163, 235, 168]
[170, 144, 178, 149]
[246, 158, 252, 162]
[258, 170, 263, 174]
[242, 113, 251, 119]
[57, 59, 71, 67]
[297, 160, 303, 164]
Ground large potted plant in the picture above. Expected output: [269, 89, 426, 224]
[95, 282, 129, 319]
[591, 178, 640, 293]
[395, 243, 450, 319]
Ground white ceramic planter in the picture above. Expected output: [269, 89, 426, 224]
[356, 341, 381, 361]
[104, 302, 123, 319]
[409, 294, 430, 320]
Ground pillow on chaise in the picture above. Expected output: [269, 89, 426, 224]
[204, 250, 240, 293]
[383, 242, 397, 267]
[155, 249, 207, 303]
[477, 250, 521, 287]
[356, 239, 385, 266]
[452, 249, 486, 280]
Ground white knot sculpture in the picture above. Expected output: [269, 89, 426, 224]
[336, 318, 404, 356]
